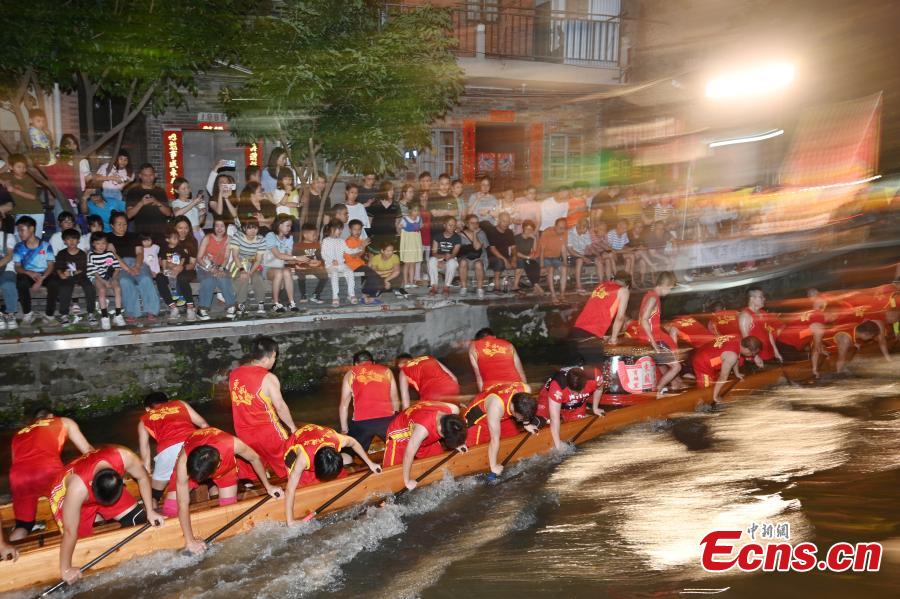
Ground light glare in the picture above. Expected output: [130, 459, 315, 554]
[706, 62, 795, 100]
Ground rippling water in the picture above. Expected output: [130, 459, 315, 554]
[3, 361, 899, 598]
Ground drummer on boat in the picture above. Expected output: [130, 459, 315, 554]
[571, 271, 632, 344]
[169, 427, 283, 554]
[340, 350, 401, 451]
[49, 445, 164, 584]
[282, 423, 381, 526]
[462, 382, 538, 475]
[469, 327, 527, 390]
[395, 353, 461, 404]
[633, 271, 683, 397]
[230, 336, 297, 478]
[692, 335, 762, 403]
[7, 408, 94, 542]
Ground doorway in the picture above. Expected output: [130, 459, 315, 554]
[474, 123, 528, 191]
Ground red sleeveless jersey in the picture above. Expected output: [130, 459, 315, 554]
[11, 416, 67, 469]
[140, 400, 196, 452]
[692, 335, 743, 372]
[400, 356, 459, 402]
[667, 315, 716, 349]
[181, 427, 237, 485]
[472, 336, 522, 388]
[822, 322, 861, 352]
[386, 401, 453, 448]
[633, 290, 673, 346]
[839, 285, 895, 321]
[710, 310, 741, 335]
[464, 382, 528, 426]
[49, 447, 124, 530]
[742, 308, 778, 360]
[229, 364, 289, 441]
[283, 424, 343, 476]
[574, 281, 622, 338]
[349, 363, 395, 421]
[777, 309, 826, 350]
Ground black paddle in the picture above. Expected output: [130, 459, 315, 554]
[569, 413, 601, 444]
[203, 493, 273, 546]
[302, 469, 376, 522]
[394, 448, 460, 500]
[37, 522, 153, 597]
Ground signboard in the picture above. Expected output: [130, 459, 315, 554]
[162, 129, 183, 197]
[244, 141, 263, 169]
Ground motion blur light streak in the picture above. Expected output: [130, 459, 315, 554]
[709, 129, 785, 148]
[705, 62, 795, 99]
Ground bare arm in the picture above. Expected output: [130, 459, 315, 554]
[398, 371, 411, 410]
[437, 360, 458, 383]
[137, 421, 152, 473]
[486, 398, 504, 474]
[401, 425, 429, 490]
[284, 462, 306, 525]
[174, 453, 205, 553]
[262, 373, 296, 433]
[713, 353, 739, 402]
[121, 448, 164, 526]
[738, 312, 752, 338]
[469, 344, 483, 391]
[182, 402, 209, 429]
[62, 417, 94, 454]
[339, 372, 353, 433]
[234, 437, 282, 497]
[339, 434, 382, 474]
[59, 477, 87, 583]
[640, 296, 659, 351]
[388, 370, 401, 412]
[609, 288, 630, 343]
[512, 350, 527, 386]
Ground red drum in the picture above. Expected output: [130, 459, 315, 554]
[599, 346, 657, 408]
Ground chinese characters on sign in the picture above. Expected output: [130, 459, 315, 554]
[245, 141, 262, 169]
[162, 129, 183, 198]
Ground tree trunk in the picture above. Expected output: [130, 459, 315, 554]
[76, 82, 158, 164]
[79, 73, 96, 147]
[111, 79, 138, 160]
[316, 160, 343, 231]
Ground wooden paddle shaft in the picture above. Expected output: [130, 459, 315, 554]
[395, 449, 458, 500]
[204, 494, 271, 545]
[304, 469, 375, 521]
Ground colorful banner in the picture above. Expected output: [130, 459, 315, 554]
[244, 140, 263, 169]
[162, 129, 183, 197]
[462, 120, 477, 184]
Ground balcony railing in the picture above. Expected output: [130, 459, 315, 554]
[383, 3, 621, 69]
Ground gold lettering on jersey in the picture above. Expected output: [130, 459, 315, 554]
[403, 356, 429, 369]
[480, 342, 510, 357]
[713, 335, 734, 348]
[356, 367, 389, 385]
[676, 318, 696, 327]
[148, 406, 182, 421]
[716, 314, 736, 324]
[231, 379, 255, 406]
[17, 418, 53, 435]
[591, 287, 609, 300]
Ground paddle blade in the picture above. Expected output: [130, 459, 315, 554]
[302, 511, 316, 522]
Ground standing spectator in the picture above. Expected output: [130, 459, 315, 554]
[398, 204, 423, 289]
[485, 211, 516, 293]
[539, 217, 569, 303]
[1, 154, 44, 238]
[654, 194, 676, 226]
[27, 109, 54, 166]
[450, 179, 467, 222]
[80, 188, 123, 233]
[195, 215, 237, 320]
[512, 220, 543, 295]
[170, 178, 206, 243]
[263, 215, 299, 313]
[566, 182, 590, 229]
[43, 135, 88, 217]
[303, 175, 328, 227]
[585, 220, 614, 281]
[321, 222, 357, 306]
[368, 181, 400, 250]
[261, 147, 296, 194]
[467, 176, 498, 227]
[13, 216, 58, 325]
[370, 243, 402, 296]
[645, 220, 674, 273]
[125, 164, 172, 244]
[49, 212, 89, 254]
[272, 168, 301, 220]
[229, 221, 267, 315]
[329, 203, 351, 240]
[513, 187, 542, 236]
[86, 231, 124, 330]
[607, 219, 634, 278]
[109, 212, 160, 324]
[428, 174, 456, 235]
[539, 187, 569, 232]
[54, 229, 95, 325]
[428, 216, 461, 297]
[344, 184, 370, 238]
[458, 214, 489, 298]
[0, 225, 19, 329]
[292, 223, 327, 304]
[397, 183, 415, 217]
[245, 165, 262, 186]
[418, 196, 432, 285]
[236, 182, 276, 235]
[208, 173, 239, 231]
[417, 171, 433, 203]
[346, 220, 383, 303]
[94, 150, 133, 205]
[158, 229, 196, 321]
[0, 194, 14, 235]
[357, 172, 379, 206]
[567, 217, 592, 294]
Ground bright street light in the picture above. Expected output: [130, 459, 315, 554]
[705, 62, 795, 100]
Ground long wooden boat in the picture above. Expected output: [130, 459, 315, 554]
[0, 361, 813, 593]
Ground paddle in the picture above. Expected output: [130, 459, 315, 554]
[37, 522, 152, 597]
[394, 449, 459, 500]
[202, 493, 272, 546]
[569, 413, 601, 444]
[302, 469, 375, 522]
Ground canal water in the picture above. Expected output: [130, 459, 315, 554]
[1, 355, 898, 598]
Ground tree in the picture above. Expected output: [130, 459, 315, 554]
[0, 0, 254, 194]
[223, 0, 464, 226]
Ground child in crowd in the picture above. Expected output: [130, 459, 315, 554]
[398, 184, 416, 217]
[27, 109, 54, 166]
[293, 223, 328, 304]
[585, 220, 614, 281]
[539, 217, 569, 303]
[513, 220, 543, 295]
[346, 220, 383, 303]
[566, 217, 593, 294]
[369, 243, 402, 295]
[344, 184, 370, 238]
[320, 222, 357, 306]
[229, 221, 267, 315]
[87, 231, 124, 330]
[54, 229, 96, 325]
[159, 229, 196, 321]
[399, 203, 423, 289]
[0, 225, 17, 330]
[49, 212, 89, 254]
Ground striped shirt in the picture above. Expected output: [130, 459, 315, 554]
[229, 232, 266, 261]
[607, 230, 630, 251]
[87, 251, 120, 281]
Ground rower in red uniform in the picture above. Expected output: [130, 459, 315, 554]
[463, 382, 537, 475]
[283, 423, 381, 525]
[395, 353, 460, 404]
[666, 315, 717, 349]
[815, 320, 884, 375]
[170, 427, 283, 554]
[777, 290, 829, 354]
[738, 287, 783, 366]
[829, 285, 894, 361]
[535, 367, 604, 450]
[49, 445, 163, 585]
[692, 335, 762, 403]
[572, 271, 632, 343]
[634, 271, 682, 397]
[469, 327, 527, 391]
[137, 392, 208, 503]
[382, 401, 468, 490]
[708, 301, 741, 336]
[340, 350, 400, 451]
[230, 336, 297, 478]
[7, 408, 94, 542]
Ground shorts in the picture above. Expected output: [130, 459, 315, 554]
[488, 256, 509, 272]
[237, 430, 289, 478]
[53, 490, 139, 538]
[9, 463, 63, 523]
[652, 340, 679, 365]
[348, 415, 394, 451]
[543, 257, 563, 268]
[566, 255, 583, 267]
[465, 417, 519, 447]
[382, 437, 445, 468]
[418, 380, 461, 402]
[152, 442, 184, 483]
[692, 360, 718, 389]
[535, 402, 588, 422]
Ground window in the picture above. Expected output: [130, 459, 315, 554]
[410, 129, 459, 177]
[548, 133, 583, 180]
[466, 0, 499, 23]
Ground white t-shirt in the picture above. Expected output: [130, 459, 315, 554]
[539, 197, 569, 231]
[346, 202, 370, 236]
[96, 163, 132, 192]
[78, 158, 91, 191]
[49, 231, 90, 255]
[1, 232, 15, 272]
[171, 199, 201, 229]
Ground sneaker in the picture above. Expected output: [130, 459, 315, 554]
[5, 314, 17, 330]
[69, 313, 82, 325]
[56, 314, 70, 326]
[309, 295, 323, 305]
[256, 302, 266, 315]
[459, 287, 468, 296]
[87, 313, 98, 326]
[396, 288, 408, 296]
[41, 313, 55, 324]
[169, 305, 181, 319]
[120, 315, 134, 327]
[186, 306, 197, 322]
[173, 295, 187, 308]
[476, 288, 485, 299]
[237, 303, 247, 314]
[0, 316, 5, 331]
[298, 296, 308, 304]
[197, 308, 212, 321]
[71, 303, 81, 315]
[21, 312, 36, 326]
[224, 306, 236, 320]
[101, 316, 111, 330]
[289, 302, 299, 313]
[273, 303, 287, 314]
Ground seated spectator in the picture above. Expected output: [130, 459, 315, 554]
[13, 216, 59, 326]
[44, 134, 88, 216]
[485, 212, 516, 293]
[654, 194, 676, 227]
[263, 215, 299, 313]
[585, 220, 614, 282]
[321, 222, 357, 306]
[539, 187, 569, 232]
[346, 220, 383, 304]
[607, 219, 634, 279]
[615, 187, 642, 225]
[467, 176, 498, 227]
[567, 217, 592, 294]
[49, 211, 89, 254]
[80, 188, 125, 233]
[644, 220, 674, 274]
[428, 216, 460, 297]
[195, 215, 236, 321]
[293, 223, 328, 304]
[86, 231, 124, 330]
[170, 177, 207, 243]
[539, 217, 568, 303]
[94, 149, 132, 205]
[628, 221, 655, 287]
[0, 194, 15, 235]
[55, 229, 95, 325]
[458, 214, 489, 298]
[328, 203, 350, 240]
[229, 220, 267, 315]
[236, 181, 276, 235]
[512, 220, 544, 295]
[125, 163, 172, 245]
[370, 243, 402, 297]
[566, 183, 591, 230]
[1, 224, 18, 329]
[398, 203, 423, 289]
[344, 184, 370, 238]
[1, 154, 44, 238]
[158, 228, 197, 321]
[272, 168, 301, 220]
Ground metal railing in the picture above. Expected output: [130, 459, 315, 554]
[383, 3, 621, 69]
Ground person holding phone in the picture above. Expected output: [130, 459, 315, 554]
[170, 177, 207, 243]
[124, 164, 172, 245]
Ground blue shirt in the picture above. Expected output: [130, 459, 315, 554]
[13, 239, 55, 272]
[88, 197, 126, 232]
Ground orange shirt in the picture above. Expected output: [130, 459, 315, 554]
[566, 196, 589, 229]
[539, 228, 565, 259]
[344, 236, 366, 270]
